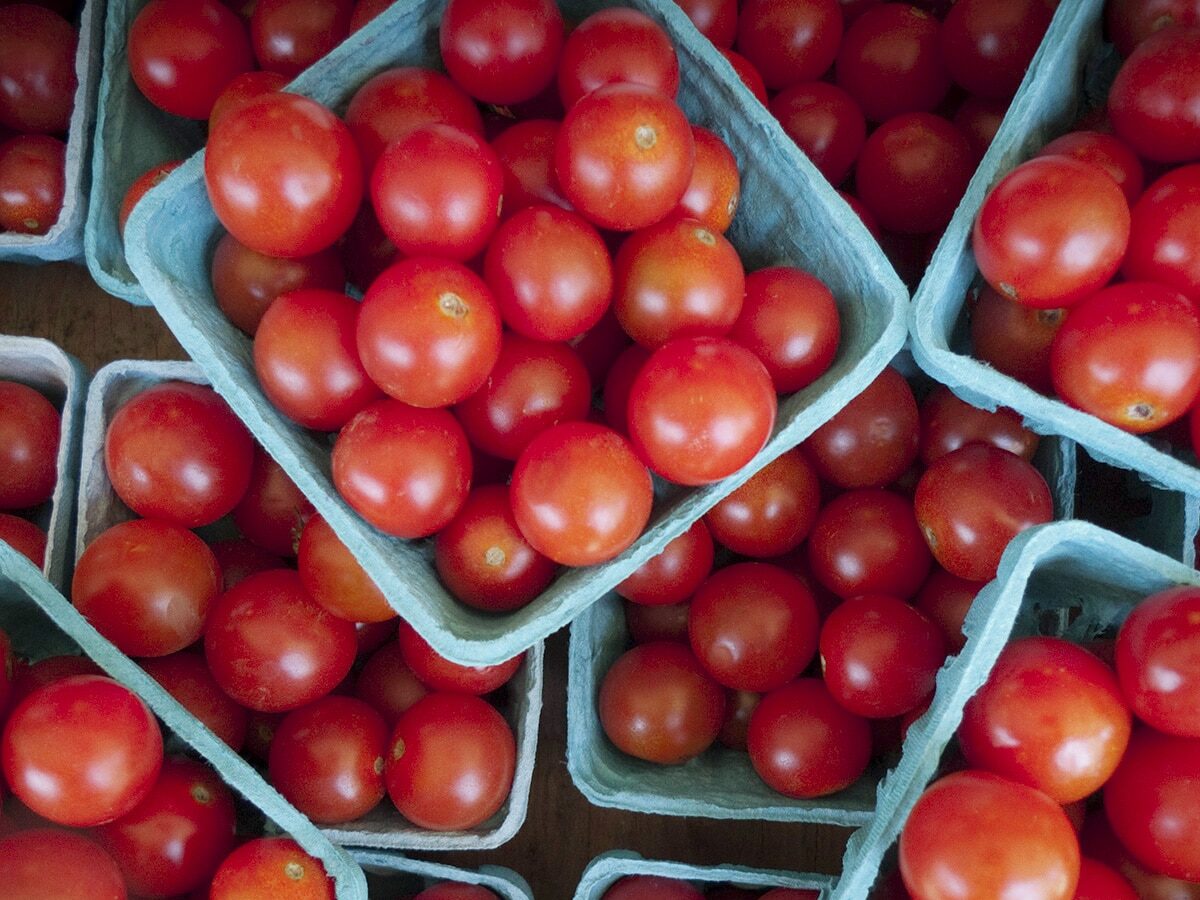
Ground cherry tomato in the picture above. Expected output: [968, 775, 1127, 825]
[603, 877, 703, 900]
[1123, 164, 1200, 301]
[119, 160, 184, 235]
[0, 4, 76, 133]
[6, 654, 101, 711]
[954, 94, 1008, 158]
[667, 130, 738, 238]
[803, 367, 918, 489]
[969, 283, 1064, 393]
[558, 8, 679, 109]
[1116, 585, 1200, 737]
[919, 386, 1038, 465]
[689, 562, 819, 692]
[483, 204, 613, 342]
[250, 0, 352, 78]
[0, 380, 59, 510]
[717, 688, 760, 751]
[205, 92, 363, 258]
[1051, 281, 1200, 433]
[627, 337, 776, 486]
[616, 520, 712, 607]
[915, 444, 1053, 581]
[940, 0, 1053, 100]
[555, 82, 695, 232]
[717, 49, 767, 105]
[673, 0, 736, 47]
[231, 447, 313, 557]
[0, 134, 65, 235]
[397, 622, 522, 694]
[204, 569, 357, 712]
[385, 692, 516, 831]
[973, 156, 1131, 309]
[332, 400, 472, 538]
[210, 837, 334, 900]
[439, 0, 564, 106]
[0, 513, 46, 567]
[569, 308, 633, 385]
[900, 770, 1081, 900]
[341, 203, 399, 293]
[806, 488, 932, 600]
[208, 70, 289, 133]
[353, 640, 428, 726]
[769, 82, 866, 186]
[1107, 0, 1200, 56]
[1037, 130, 1146, 207]
[735, 0, 842, 90]
[97, 756, 236, 897]
[1080, 808, 1200, 900]
[704, 449, 820, 557]
[0, 829, 127, 900]
[243, 710, 285, 764]
[747, 678, 872, 798]
[599, 641, 725, 764]
[1073, 858, 1139, 900]
[601, 344, 649, 435]
[1109, 26, 1200, 163]
[914, 568, 983, 653]
[140, 651, 250, 751]
[625, 598, 691, 644]
[2, 675, 162, 826]
[105, 381, 254, 528]
[491, 119, 571, 214]
[350, 0, 392, 31]
[210, 538, 284, 591]
[297, 513, 395, 623]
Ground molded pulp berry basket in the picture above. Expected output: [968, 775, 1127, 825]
[574, 851, 834, 900]
[352, 850, 533, 900]
[831, 520, 1200, 899]
[0, 0, 104, 263]
[76, 359, 544, 851]
[908, 0, 1200, 496]
[123, 0, 909, 667]
[0, 335, 87, 588]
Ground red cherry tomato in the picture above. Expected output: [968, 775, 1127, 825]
[208, 70, 289, 133]
[627, 337, 776, 486]
[721, 49, 769, 104]
[439, 0, 563, 106]
[0, 380, 59, 510]
[674, 125, 740, 233]
[1107, 0, 1200, 56]
[704, 449, 820, 557]
[0, 513, 46, 567]
[332, 400, 472, 538]
[603, 877, 703, 900]
[341, 203, 400, 293]
[140, 651, 250, 751]
[716, 688, 760, 751]
[249, 0, 352, 78]
[6, 654, 101, 711]
[353, 640, 428, 726]
[940, 0, 1053, 100]
[2, 675, 163, 826]
[747, 678, 872, 798]
[602, 344, 650, 434]
[569, 308, 633, 385]
[914, 568, 983, 653]
[491, 119, 571, 214]
[617, 520, 714, 607]
[558, 8, 679, 109]
[1037, 130, 1146, 207]
[1123, 164, 1200, 302]
[385, 692, 516, 831]
[954, 94, 1008, 158]
[900, 770, 1081, 900]
[349, 0, 391, 30]
[210, 837, 334, 900]
[297, 513, 395, 623]
[969, 283, 1064, 393]
[397, 622, 522, 694]
[625, 599, 691, 644]
[0, 4, 76, 134]
[769, 82, 866, 186]
[735, 0, 842, 90]
[204, 569, 357, 712]
[673, 0, 736, 47]
[1073, 858, 1139, 900]
[599, 641, 725, 764]
[1109, 26, 1200, 164]
[205, 92, 363, 258]
[1116, 586, 1200, 737]
[1051, 281, 1200, 433]
[119, 160, 184, 235]
[231, 447, 313, 557]
[0, 829, 127, 900]
[210, 538, 286, 591]
[918, 385, 1038, 465]
[0, 134, 65, 235]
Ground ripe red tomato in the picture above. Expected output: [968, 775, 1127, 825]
[97, 756, 236, 897]
[570, 309, 634, 385]
[205, 92, 362, 258]
[959, 637, 1132, 802]
[434, 485, 557, 612]
[208, 70, 289, 133]
[704, 449, 820, 557]
[204, 569, 357, 712]
[1104, 728, 1200, 881]
[616, 519, 713, 606]
[210, 837, 334, 900]
[0, 514, 46, 567]
[250, 0, 353, 78]
[210, 538, 285, 590]
[735, 0, 842, 90]
[483, 204, 613, 342]
[1106, 0, 1200, 57]
[1073, 858, 1139, 900]
[295, 513, 394, 623]
[820, 594, 947, 718]
[919, 385, 1038, 465]
[354, 640, 428, 726]
[332, 400, 472, 538]
[769, 82, 866, 186]
[2, 675, 163, 826]
[599, 641, 725, 764]
[1116, 586, 1200, 737]
[119, 160, 184, 235]
[0, 379, 59, 510]
[900, 770, 1081, 900]
[385, 692, 516, 831]
[398, 622, 522, 694]
[555, 83, 695, 232]
[627, 337, 776, 485]
[855, 113, 975, 234]
[625, 599, 691, 644]
[603, 344, 651, 434]
[954, 94, 1008, 159]
[140, 651, 250, 751]
[357, 257, 502, 408]
[1051, 281, 1200, 432]
[105, 381, 254, 528]
[914, 567, 983, 653]
[721, 49, 769, 104]
[1123, 165, 1200, 301]
[491, 119, 571, 214]
[0, 135, 66, 235]
[675, 125, 740, 233]
[747, 678, 872, 798]
[349, 0, 391, 31]
[6, 654, 102, 711]
[689, 563, 819, 692]
[1037, 130, 1146, 206]
[915, 443, 1053, 581]
[558, 8, 679, 109]
[717, 689, 760, 750]
[439, 0, 564, 106]
[603, 877, 704, 900]
[341, 203, 400, 293]
[806, 488, 932, 600]
[969, 283, 1064, 393]
[231, 447, 313, 557]
[0, 4, 76, 134]
[1109, 26, 1200, 164]
[0, 829, 127, 900]
[939, 0, 1053, 100]
[674, 0, 737, 47]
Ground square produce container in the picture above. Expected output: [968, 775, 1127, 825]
[123, 0, 910, 667]
[831, 520, 1200, 899]
[574, 851, 834, 900]
[0, 335, 88, 589]
[0, 0, 104, 263]
[77, 359, 544, 851]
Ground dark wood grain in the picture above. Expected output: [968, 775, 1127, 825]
[0, 259, 852, 899]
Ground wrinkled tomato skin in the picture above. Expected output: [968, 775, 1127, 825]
[1108, 26, 1200, 164]
[1116, 585, 1200, 737]
[1123, 164, 1200, 302]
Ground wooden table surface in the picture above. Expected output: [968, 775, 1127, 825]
[0, 260, 852, 899]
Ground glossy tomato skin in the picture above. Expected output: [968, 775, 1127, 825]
[140, 651, 250, 751]
[205, 92, 363, 258]
[973, 156, 1131, 309]
[0, 379, 59, 510]
[208, 69, 290, 133]
[97, 756, 236, 897]
[603, 876, 704, 900]
[0, 5, 77, 134]
[747, 678, 872, 798]
[6, 654, 102, 711]
[688, 563, 819, 692]
[1073, 858, 1139, 900]
[105, 381, 254, 528]
[254, 288, 383, 431]
[231, 447, 314, 557]
[939, 0, 1054, 100]
[555, 83, 696, 232]
[807, 488, 932, 600]
[0, 513, 46, 567]
[297, 513, 395, 623]
[250, 0, 353, 78]
[1123, 165, 1200, 301]
[210, 837, 335, 899]
[1104, 728, 1200, 881]
[914, 568, 983, 653]
[735, 0, 842, 90]
[969, 283, 1064, 393]
[2, 675, 163, 827]
[439, 0, 564, 105]
[434, 484, 557, 612]
[721, 49, 769, 104]
[1109, 27, 1200, 163]
[1107, 0, 1200, 56]
[1037, 130, 1146, 206]
[332, 400, 472, 538]
[919, 385, 1038, 464]
[119, 160, 185, 234]
[203, 569, 357, 712]
[0, 134, 66, 235]
[616, 519, 713, 606]
[128, 0, 252, 119]
[627, 337, 776, 486]
[820, 595, 947, 719]
[674, 125, 741, 232]
[899, 770, 1081, 900]
[769, 82, 866, 186]
[491, 119, 571, 214]
[1116, 586, 1200, 736]
[674, 0, 736, 46]
[558, 7, 679, 108]
[1051, 281, 1200, 433]
[385, 692, 516, 831]
[397, 622, 522, 694]
[599, 641, 725, 764]
[72, 519, 221, 658]
[354, 641, 429, 726]
[0, 829, 127, 900]
[959, 637, 1132, 802]
[704, 449, 820, 557]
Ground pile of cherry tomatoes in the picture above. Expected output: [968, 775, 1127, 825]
[0, 377, 62, 569]
[602, 876, 817, 899]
